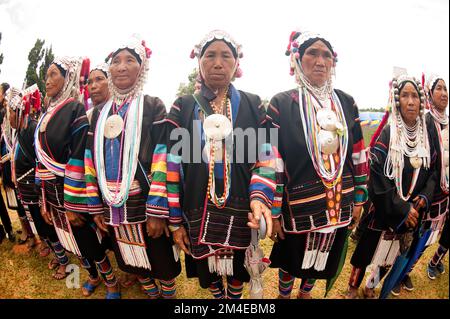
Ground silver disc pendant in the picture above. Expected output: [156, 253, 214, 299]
[203, 114, 232, 141]
[39, 114, 51, 132]
[410, 156, 423, 169]
[104, 114, 124, 139]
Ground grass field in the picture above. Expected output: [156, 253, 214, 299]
[0, 126, 448, 299]
[0, 207, 448, 299]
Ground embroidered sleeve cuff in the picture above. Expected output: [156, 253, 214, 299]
[168, 225, 181, 232]
[250, 192, 273, 209]
[354, 186, 368, 205]
[146, 205, 170, 219]
[169, 216, 183, 227]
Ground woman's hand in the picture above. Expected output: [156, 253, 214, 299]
[349, 205, 363, 230]
[40, 205, 53, 225]
[66, 211, 86, 227]
[270, 218, 285, 243]
[249, 200, 273, 238]
[405, 207, 419, 229]
[93, 214, 108, 232]
[172, 226, 190, 255]
[146, 217, 170, 239]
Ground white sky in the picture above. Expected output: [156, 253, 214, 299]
[0, 0, 449, 110]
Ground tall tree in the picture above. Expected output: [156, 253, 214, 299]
[38, 46, 54, 94]
[25, 39, 45, 91]
[24, 39, 55, 95]
[177, 68, 199, 97]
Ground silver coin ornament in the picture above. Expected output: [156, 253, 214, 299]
[104, 114, 124, 139]
[318, 130, 339, 155]
[203, 114, 232, 141]
[316, 109, 339, 131]
[410, 156, 423, 169]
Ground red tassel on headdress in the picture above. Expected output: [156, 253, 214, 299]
[285, 31, 297, 56]
[190, 49, 196, 59]
[81, 58, 90, 85]
[141, 40, 152, 58]
[369, 109, 389, 149]
[33, 90, 41, 112]
[83, 87, 90, 111]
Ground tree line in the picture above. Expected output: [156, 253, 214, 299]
[0, 34, 53, 95]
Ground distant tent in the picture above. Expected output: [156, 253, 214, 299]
[359, 112, 384, 127]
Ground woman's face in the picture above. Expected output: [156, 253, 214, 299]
[200, 40, 237, 91]
[109, 49, 141, 90]
[300, 40, 334, 87]
[88, 70, 109, 105]
[399, 82, 421, 126]
[8, 107, 18, 129]
[0, 87, 6, 105]
[431, 80, 448, 113]
[45, 64, 65, 98]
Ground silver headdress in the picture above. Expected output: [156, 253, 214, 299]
[385, 70, 430, 199]
[286, 30, 337, 101]
[49, 56, 83, 109]
[106, 34, 152, 103]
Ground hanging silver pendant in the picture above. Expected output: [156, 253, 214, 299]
[104, 114, 124, 139]
[410, 156, 423, 169]
[203, 114, 232, 141]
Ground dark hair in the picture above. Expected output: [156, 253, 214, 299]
[431, 78, 444, 93]
[112, 48, 142, 65]
[299, 37, 334, 60]
[52, 63, 67, 78]
[200, 39, 238, 58]
[90, 68, 108, 78]
[399, 80, 420, 95]
[0, 83, 10, 107]
[1, 82, 10, 95]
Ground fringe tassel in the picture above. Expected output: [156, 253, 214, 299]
[208, 252, 234, 276]
[371, 232, 400, 267]
[426, 218, 445, 247]
[302, 231, 337, 271]
[51, 208, 81, 256]
[24, 206, 38, 236]
[172, 245, 180, 262]
[385, 240, 400, 266]
[117, 241, 151, 270]
[302, 232, 318, 269]
[114, 224, 151, 270]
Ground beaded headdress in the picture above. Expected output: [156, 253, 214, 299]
[49, 56, 85, 108]
[285, 30, 337, 100]
[191, 30, 243, 79]
[5, 84, 40, 129]
[384, 71, 430, 196]
[90, 62, 109, 76]
[105, 34, 152, 102]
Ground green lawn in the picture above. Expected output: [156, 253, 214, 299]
[0, 213, 448, 299]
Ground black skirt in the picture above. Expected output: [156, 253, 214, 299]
[350, 227, 382, 269]
[269, 226, 348, 279]
[70, 215, 109, 262]
[184, 250, 250, 289]
[108, 225, 181, 281]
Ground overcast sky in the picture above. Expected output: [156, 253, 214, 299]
[0, 0, 448, 110]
